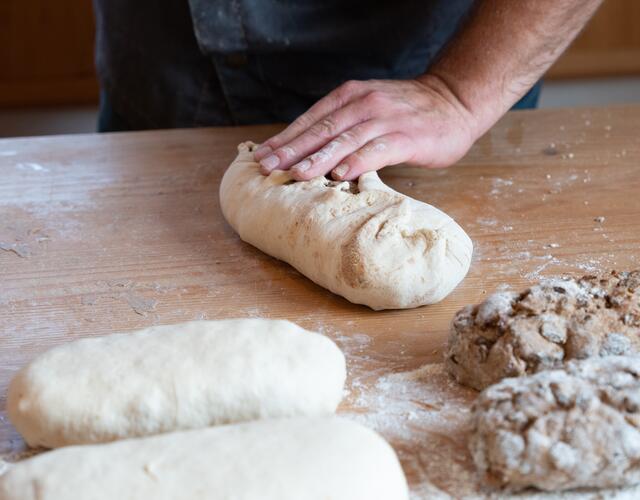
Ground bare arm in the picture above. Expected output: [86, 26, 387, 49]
[256, 0, 604, 181]
[427, 0, 604, 135]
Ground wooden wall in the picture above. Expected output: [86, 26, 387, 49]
[0, 0, 97, 108]
[547, 0, 640, 79]
[0, 0, 639, 108]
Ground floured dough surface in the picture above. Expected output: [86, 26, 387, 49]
[220, 142, 473, 310]
[8, 319, 346, 448]
[0, 417, 409, 500]
[470, 355, 640, 492]
[445, 271, 640, 390]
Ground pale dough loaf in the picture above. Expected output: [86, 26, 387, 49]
[7, 319, 346, 448]
[470, 355, 640, 492]
[0, 417, 409, 500]
[220, 142, 473, 310]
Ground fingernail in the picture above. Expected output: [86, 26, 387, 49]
[254, 145, 272, 160]
[292, 159, 311, 174]
[260, 154, 280, 171]
[332, 164, 349, 179]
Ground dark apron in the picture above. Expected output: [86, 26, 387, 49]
[93, 0, 539, 132]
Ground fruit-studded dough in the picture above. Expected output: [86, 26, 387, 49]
[220, 142, 473, 310]
[470, 355, 640, 491]
[446, 271, 640, 390]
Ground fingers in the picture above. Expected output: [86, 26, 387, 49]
[260, 101, 377, 175]
[288, 120, 384, 181]
[329, 133, 414, 181]
[254, 80, 369, 163]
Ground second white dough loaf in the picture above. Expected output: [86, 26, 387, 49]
[0, 418, 409, 500]
[8, 319, 346, 448]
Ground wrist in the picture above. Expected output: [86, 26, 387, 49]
[415, 72, 490, 144]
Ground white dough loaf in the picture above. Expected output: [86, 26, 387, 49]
[0, 417, 409, 500]
[7, 319, 346, 448]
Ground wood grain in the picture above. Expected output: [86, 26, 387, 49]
[1, 105, 639, 491]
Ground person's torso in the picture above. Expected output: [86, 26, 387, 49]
[94, 0, 474, 128]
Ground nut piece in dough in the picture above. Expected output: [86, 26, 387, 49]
[470, 355, 640, 492]
[220, 142, 473, 310]
[445, 271, 640, 390]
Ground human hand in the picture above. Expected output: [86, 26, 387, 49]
[254, 75, 480, 181]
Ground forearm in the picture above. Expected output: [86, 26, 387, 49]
[255, 0, 603, 180]
[425, 0, 603, 138]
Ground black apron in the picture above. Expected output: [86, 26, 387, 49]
[93, 0, 539, 132]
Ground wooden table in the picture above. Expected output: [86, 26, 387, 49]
[1, 105, 639, 495]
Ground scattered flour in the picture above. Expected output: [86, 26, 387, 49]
[341, 359, 640, 499]
[77, 280, 161, 317]
[489, 178, 514, 197]
[343, 363, 480, 498]
[476, 218, 498, 227]
[16, 162, 49, 173]
[123, 292, 158, 316]
[524, 256, 560, 281]
[0, 242, 31, 258]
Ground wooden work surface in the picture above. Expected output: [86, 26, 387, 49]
[1, 105, 639, 496]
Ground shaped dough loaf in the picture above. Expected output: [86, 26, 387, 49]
[220, 142, 473, 310]
[8, 319, 346, 448]
[0, 417, 409, 500]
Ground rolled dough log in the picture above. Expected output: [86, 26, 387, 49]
[470, 355, 640, 492]
[445, 271, 640, 390]
[220, 142, 472, 310]
[7, 319, 346, 448]
[0, 417, 409, 500]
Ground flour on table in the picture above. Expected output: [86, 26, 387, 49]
[344, 363, 480, 498]
[342, 357, 640, 498]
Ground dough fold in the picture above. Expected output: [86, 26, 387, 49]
[220, 142, 473, 310]
[8, 319, 346, 448]
[0, 417, 409, 500]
